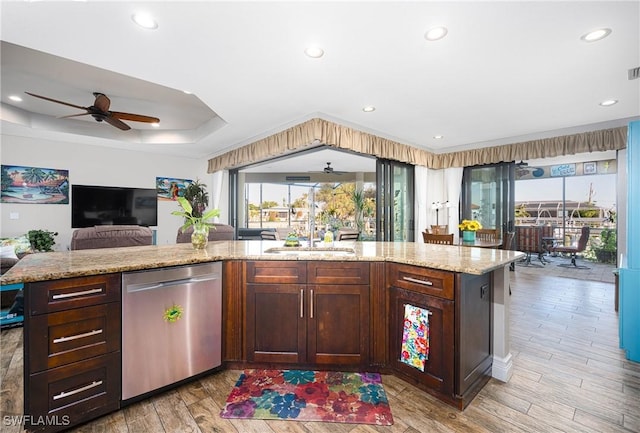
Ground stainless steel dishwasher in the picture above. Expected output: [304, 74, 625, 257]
[122, 262, 222, 401]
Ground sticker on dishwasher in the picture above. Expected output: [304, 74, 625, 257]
[163, 304, 184, 323]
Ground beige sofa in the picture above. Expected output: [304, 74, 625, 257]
[71, 225, 154, 250]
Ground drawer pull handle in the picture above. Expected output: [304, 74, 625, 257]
[53, 329, 103, 344]
[300, 289, 304, 318]
[52, 288, 103, 300]
[310, 289, 314, 319]
[402, 276, 433, 286]
[53, 380, 103, 401]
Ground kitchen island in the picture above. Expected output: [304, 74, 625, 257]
[1, 241, 523, 432]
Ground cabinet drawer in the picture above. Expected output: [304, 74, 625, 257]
[387, 263, 454, 300]
[245, 261, 306, 284]
[28, 274, 121, 315]
[27, 352, 120, 432]
[307, 262, 370, 285]
[29, 303, 121, 372]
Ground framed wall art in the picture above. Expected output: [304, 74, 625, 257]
[1, 165, 69, 204]
[156, 177, 193, 201]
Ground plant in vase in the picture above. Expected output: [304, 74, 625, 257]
[458, 219, 482, 242]
[172, 197, 220, 249]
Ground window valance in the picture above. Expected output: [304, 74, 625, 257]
[207, 118, 627, 173]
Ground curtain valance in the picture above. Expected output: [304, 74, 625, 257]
[207, 118, 627, 173]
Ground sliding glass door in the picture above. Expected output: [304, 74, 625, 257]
[461, 162, 515, 236]
[376, 159, 415, 241]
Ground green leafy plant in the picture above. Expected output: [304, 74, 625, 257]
[27, 229, 58, 252]
[171, 197, 220, 232]
[592, 228, 617, 264]
[182, 179, 209, 218]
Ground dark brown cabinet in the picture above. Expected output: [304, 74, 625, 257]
[387, 263, 492, 409]
[245, 261, 370, 367]
[24, 274, 121, 432]
[389, 286, 454, 397]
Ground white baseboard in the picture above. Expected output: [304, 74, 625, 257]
[492, 352, 513, 382]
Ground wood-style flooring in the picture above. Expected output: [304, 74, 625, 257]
[1, 262, 638, 432]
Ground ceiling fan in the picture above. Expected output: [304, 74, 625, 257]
[314, 162, 348, 175]
[25, 91, 160, 131]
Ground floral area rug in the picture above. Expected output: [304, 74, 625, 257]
[220, 369, 394, 425]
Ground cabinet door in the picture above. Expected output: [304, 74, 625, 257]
[389, 287, 454, 396]
[456, 272, 492, 398]
[307, 284, 370, 366]
[246, 283, 306, 364]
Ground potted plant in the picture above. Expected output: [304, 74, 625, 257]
[458, 219, 482, 242]
[172, 197, 220, 249]
[182, 179, 209, 218]
[592, 228, 617, 264]
[27, 229, 58, 252]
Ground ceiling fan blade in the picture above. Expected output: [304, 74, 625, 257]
[93, 93, 111, 112]
[58, 112, 92, 119]
[103, 115, 131, 131]
[110, 111, 160, 123]
[25, 92, 87, 111]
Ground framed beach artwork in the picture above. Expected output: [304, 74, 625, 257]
[156, 177, 193, 201]
[1, 165, 69, 204]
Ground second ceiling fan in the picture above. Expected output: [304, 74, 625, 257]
[25, 91, 160, 131]
[317, 162, 348, 175]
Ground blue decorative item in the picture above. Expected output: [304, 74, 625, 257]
[462, 231, 476, 242]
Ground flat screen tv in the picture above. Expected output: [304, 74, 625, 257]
[72, 185, 158, 228]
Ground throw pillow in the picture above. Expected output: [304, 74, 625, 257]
[0, 245, 18, 260]
[0, 235, 33, 255]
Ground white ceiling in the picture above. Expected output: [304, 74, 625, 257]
[1, 1, 638, 172]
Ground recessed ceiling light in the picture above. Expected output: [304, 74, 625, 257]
[362, 106, 376, 112]
[433, 135, 444, 139]
[599, 99, 618, 107]
[304, 46, 324, 58]
[581, 28, 612, 42]
[132, 12, 158, 30]
[9, 95, 23, 102]
[151, 122, 160, 128]
[424, 26, 448, 41]
[183, 90, 192, 95]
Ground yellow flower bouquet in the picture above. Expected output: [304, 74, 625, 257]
[458, 219, 482, 232]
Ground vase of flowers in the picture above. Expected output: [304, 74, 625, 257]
[459, 219, 482, 242]
[172, 197, 220, 250]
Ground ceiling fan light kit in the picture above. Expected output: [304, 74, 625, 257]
[25, 91, 160, 131]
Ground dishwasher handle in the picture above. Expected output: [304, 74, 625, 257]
[126, 273, 220, 293]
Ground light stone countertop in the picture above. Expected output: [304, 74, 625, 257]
[0, 240, 525, 285]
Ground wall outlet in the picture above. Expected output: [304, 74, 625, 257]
[9, 212, 19, 220]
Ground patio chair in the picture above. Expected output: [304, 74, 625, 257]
[515, 226, 545, 267]
[260, 231, 279, 240]
[551, 226, 591, 269]
[336, 229, 359, 241]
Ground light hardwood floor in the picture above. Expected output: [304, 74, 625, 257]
[1, 262, 638, 433]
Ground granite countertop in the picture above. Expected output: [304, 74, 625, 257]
[0, 240, 525, 285]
